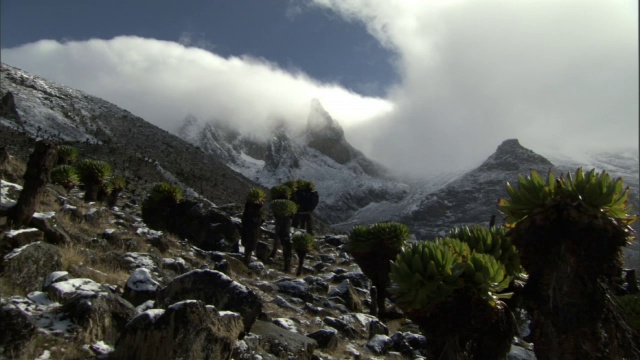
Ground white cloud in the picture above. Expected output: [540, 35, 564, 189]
[2, 36, 392, 137]
[2, 0, 638, 178]
[312, 0, 639, 176]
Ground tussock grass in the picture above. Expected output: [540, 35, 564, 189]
[12, 333, 90, 360]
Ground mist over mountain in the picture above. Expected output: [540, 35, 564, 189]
[2, 63, 638, 270]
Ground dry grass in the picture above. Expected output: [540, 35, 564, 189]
[12, 333, 90, 360]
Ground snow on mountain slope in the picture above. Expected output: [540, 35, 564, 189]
[1, 63, 258, 206]
[177, 100, 413, 224]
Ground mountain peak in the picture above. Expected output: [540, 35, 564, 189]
[479, 138, 553, 172]
[305, 99, 351, 164]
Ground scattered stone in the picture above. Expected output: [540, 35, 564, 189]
[123, 268, 160, 306]
[272, 295, 303, 315]
[328, 279, 363, 313]
[47, 278, 108, 302]
[324, 235, 346, 247]
[307, 327, 339, 350]
[42, 271, 69, 290]
[368, 319, 389, 338]
[275, 278, 314, 302]
[367, 334, 393, 354]
[332, 270, 370, 289]
[273, 317, 300, 332]
[323, 317, 358, 339]
[248, 319, 317, 360]
[248, 261, 265, 275]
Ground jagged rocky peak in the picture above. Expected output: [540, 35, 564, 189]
[479, 138, 553, 172]
[305, 99, 352, 164]
[264, 124, 300, 170]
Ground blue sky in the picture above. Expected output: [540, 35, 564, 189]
[1, 1, 638, 177]
[1, 0, 397, 96]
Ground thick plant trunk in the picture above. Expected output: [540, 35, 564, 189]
[352, 250, 394, 316]
[296, 250, 306, 276]
[241, 202, 262, 265]
[6, 142, 57, 228]
[515, 222, 640, 360]
[275, 217, 292, 272]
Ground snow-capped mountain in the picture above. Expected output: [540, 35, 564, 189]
[0, 63, 258, 206]
[176, 99, 410, 224]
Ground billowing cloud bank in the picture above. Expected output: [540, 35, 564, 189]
[3, 0, 638, 177]
[312, 0, 638, 175]
[2, 36, 392, 136]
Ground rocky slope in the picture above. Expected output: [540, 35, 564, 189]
[0, 63, 257, 207]
[176, 99, 408, 224]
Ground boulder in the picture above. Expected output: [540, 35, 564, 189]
[247, 319, 317, 360]
[111, 300, 243, 360]
[307, 327, 339, 350]
[367, 334, 393, 354]
[0, 299, 37, 354]
[156, 269, 262, 332]
[275, 278, 314, 302]
[123, 268, 161, 306]
[2, 241, 62, 293]
[47, 278, 108, 302]
[59, 292, 137, 343]
[30, 212, 71, 245]
[1, 228, 44, 257]
[328, 279, 363, 313]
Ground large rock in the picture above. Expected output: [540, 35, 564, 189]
[0, 299, 36, 355]
[328, 279, 363, 313]
[2, 241, 62, 293]
[111, 300, 243, 360]
[0, 228, 44, 258]
[247, 319, 317, 360]
[156, 269, 262, 332]
[60, 292, 137, 343]
[123, 268, 161, 306]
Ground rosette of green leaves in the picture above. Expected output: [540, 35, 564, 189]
[51, 165, 79, 190]
[270, 185, 292, 200]
[109, 176, 126, 191]
[390, 239, 466, 312]
[462, 252, 512, 305]
[270, 199, 298, 218]
[448, 225, 522, 278]
[498, 168, 637, 228]
[247, 188, 267, 204]
[57, 145, 78, 165]
[76, 159, 112, 185]
[390, 236, 512, 312]
[147, 182, 183, 205]
[292, 232, 315, 253]
[283, 180, 298, 192]
[348, 222, 410, 254]
[296, 179, 315, 191]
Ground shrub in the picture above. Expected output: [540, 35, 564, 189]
[270, 185, 291, 200]
[270, 199, 298, 218]
[448, 225, 523, 278]
[147, 182, 183, 206]
[76, 159, 112, 185]
[56, 145, 78, 165]
[292, 232, 315, 253]
[246, 188, 266, 204]
[348, 222, 410, 254]
[50, 165, 79, 191]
